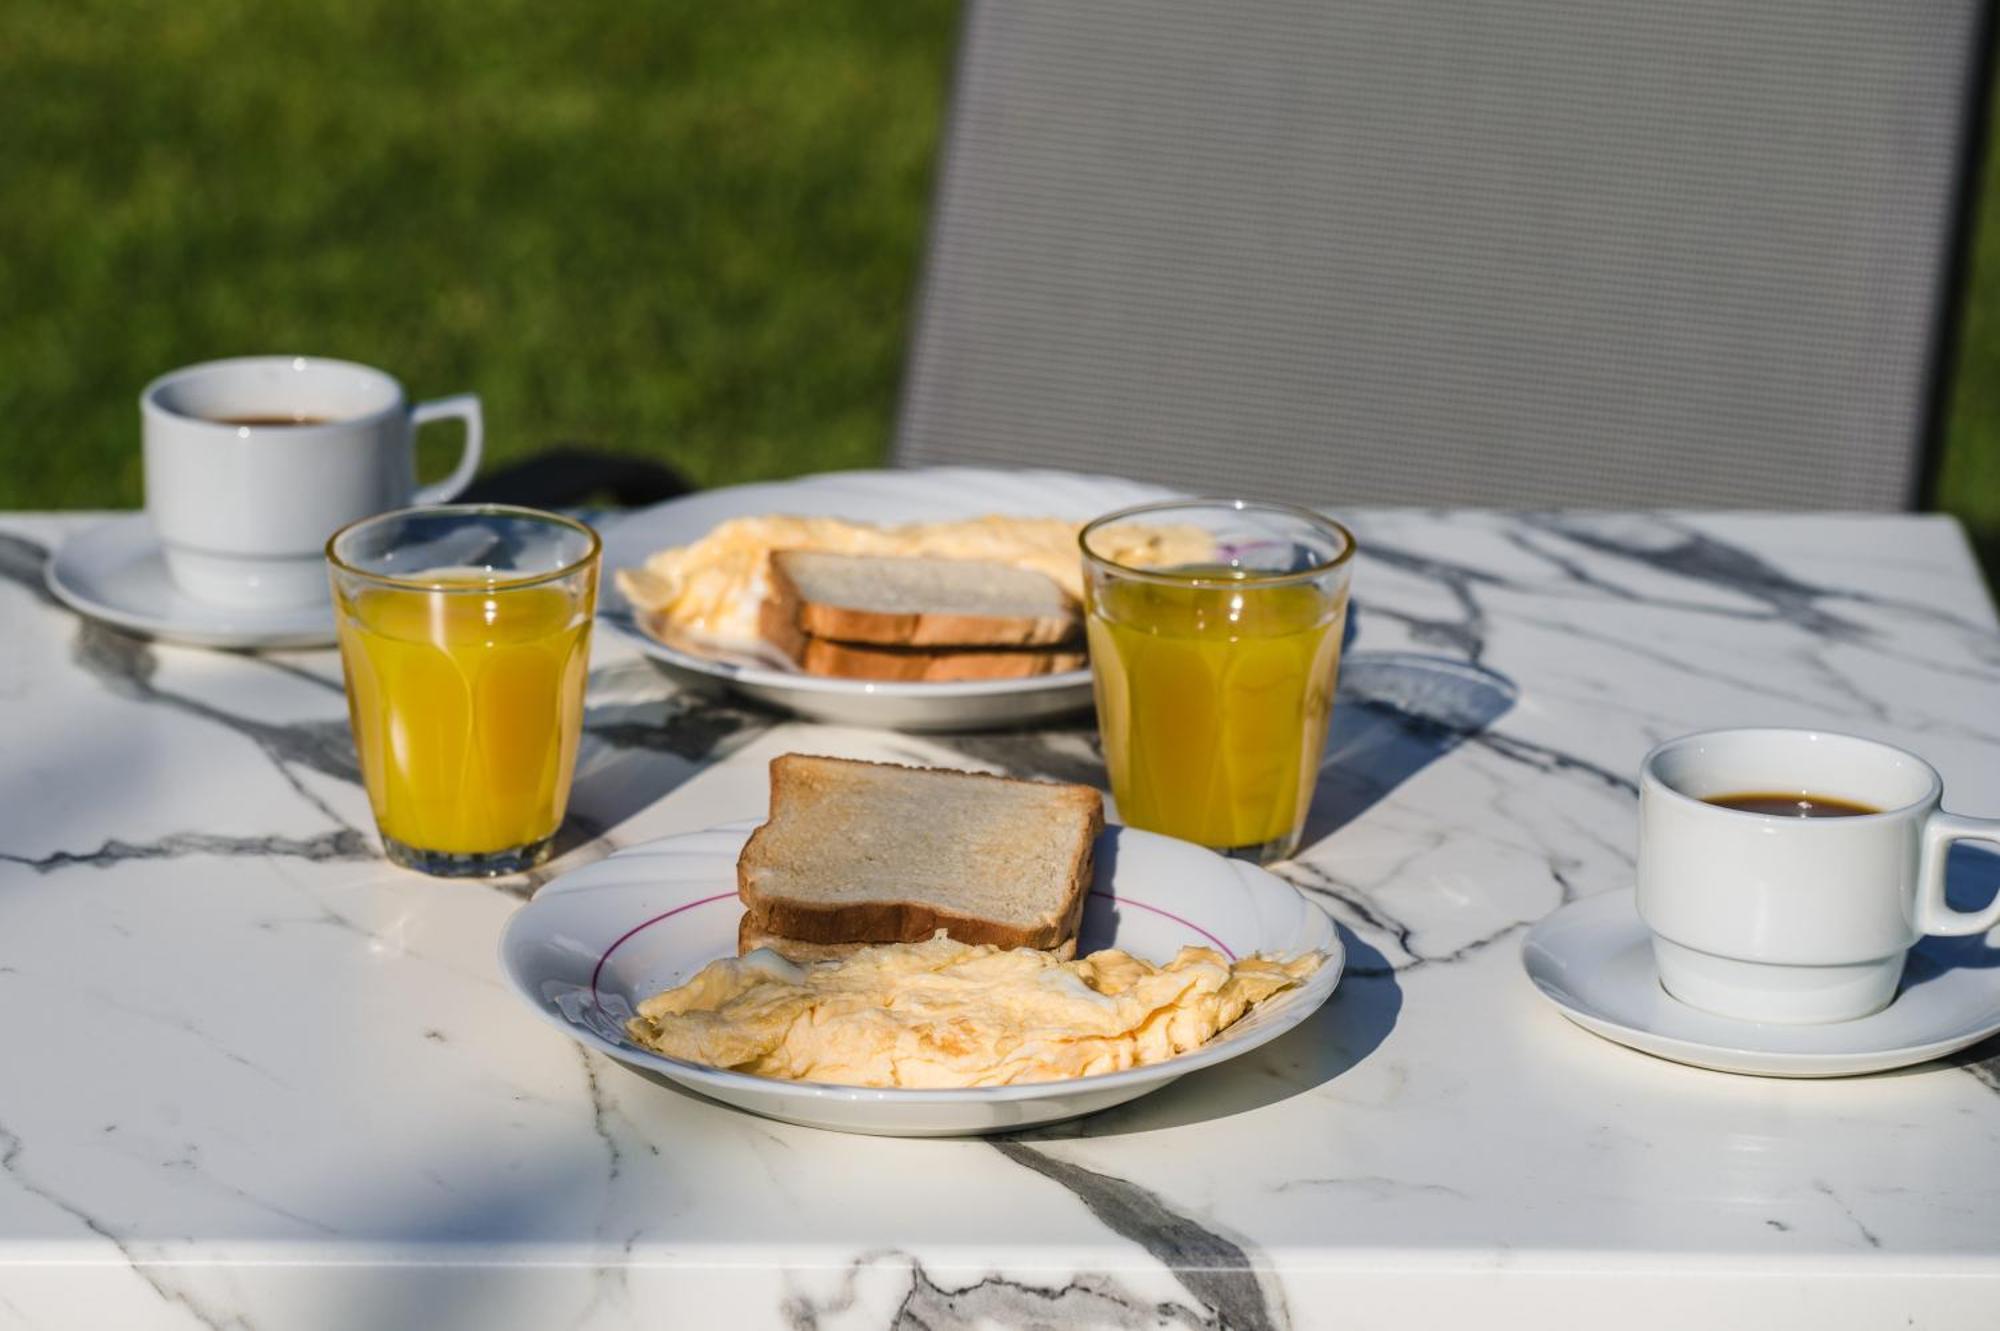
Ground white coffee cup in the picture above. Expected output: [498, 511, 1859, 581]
[1636, 728, 2000, 1024]
[142, 356, 482, 610]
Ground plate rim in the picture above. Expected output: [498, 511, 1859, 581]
[1521, 889, 2000, 1074]
[501, 821, 1345, 1105]
[595, 465, 1184, 698]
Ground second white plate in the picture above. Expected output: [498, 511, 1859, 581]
[596, 466, 1181, 730]
[500, 822, 1343, 1136]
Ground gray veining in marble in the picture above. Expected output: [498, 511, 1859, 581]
[0, 508, 1997, 1329]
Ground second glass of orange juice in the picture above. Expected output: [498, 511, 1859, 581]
[327, 505, 599, 876]
[1083, 500, 1355, 864]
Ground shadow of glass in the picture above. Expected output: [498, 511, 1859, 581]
[314, 936, 1399, 1323]
[1299, 651, 1519, 849]
[922, 717, 1109, 790]
[1900, 842, 2000, 989]
[547, 688, 780, 861]
[1009, 926, 1401, 1139]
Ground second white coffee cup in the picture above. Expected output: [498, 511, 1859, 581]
[1637, 728, 2000, 1024]
[143, 356, 482, 610]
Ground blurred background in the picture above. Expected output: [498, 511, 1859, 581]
[4, 1, 1995, 579]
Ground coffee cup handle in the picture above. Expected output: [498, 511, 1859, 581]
[1917, 811, 2000, 936]
[411, 394, 484, 503]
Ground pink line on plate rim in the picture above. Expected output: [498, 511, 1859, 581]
[588, 887, 1237, 1011]
[590, 891, 738, 1007]
[1089, 889, 1236, 960]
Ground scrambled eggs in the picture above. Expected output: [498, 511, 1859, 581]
[614, 515, 1211, 653]
[625, 933, 1322, 1088]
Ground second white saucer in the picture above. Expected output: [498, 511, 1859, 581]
[45, 514, 336, 650]
[1522, 890, 2000, 1077]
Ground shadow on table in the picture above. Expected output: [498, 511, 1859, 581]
[1865, 843, 2000, 1080]
[1900, 842, 2000, 992]
[1297, 651, 1518, 850]
[544, 666, 783, 862]
[1027, 653, 1507, 1135]
[312, 957, 1398, 1327]
[929, 651, 1520, 842]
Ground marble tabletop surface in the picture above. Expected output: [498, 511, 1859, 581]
[2, 507, 1998, 1330]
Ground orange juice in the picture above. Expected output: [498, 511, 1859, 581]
[334, 576, 592, 856]
[1087, 570, 1345, 854]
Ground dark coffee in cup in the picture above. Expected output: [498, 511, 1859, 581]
[1705, 792, 1880, 818]
[206, 414, 339, 428]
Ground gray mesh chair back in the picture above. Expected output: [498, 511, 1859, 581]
[894, 0, 1987, 508]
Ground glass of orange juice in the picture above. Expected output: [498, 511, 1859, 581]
[1082, 500, 1355, 864]
[326, 505, 600, 876]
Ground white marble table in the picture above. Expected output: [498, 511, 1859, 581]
[2, 509, 1998, 1330]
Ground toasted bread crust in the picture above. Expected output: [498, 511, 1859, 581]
[757, 587, 809, 663]
[737, 913, 1077, 962]
[761, 584, 1083, 681]
[737, 755, 1103, 951]
[794, 638, 1085, 682]
[770, 552, 1080, 649]
[795, 602, 1079, 649]
[741, 890, 1089, 950]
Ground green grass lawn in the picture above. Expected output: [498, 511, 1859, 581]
[1940, 96, 2000, 557]
[3, 0, 1996, 575]
[0, 0, 956, 506]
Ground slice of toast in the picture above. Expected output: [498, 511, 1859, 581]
[737, 754, 1104, 951]
[789, 637, 1086, 682]
[766, 551, 1081, 648]
[738, 913, 1076, 963]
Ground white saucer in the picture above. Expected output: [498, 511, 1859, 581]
[501, 821, 1342, 1136]
[1521, 890, 2000, 1077]
[45, 514, 336, 650]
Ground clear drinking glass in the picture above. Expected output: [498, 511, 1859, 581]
[1082, 499, 1356, 864]
[327, 505, 600, 876]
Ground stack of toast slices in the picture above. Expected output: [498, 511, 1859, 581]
[758, 551, 1087, 681]
[736, 754, 1106, 963]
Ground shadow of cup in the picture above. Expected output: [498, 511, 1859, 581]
[1902, 841, 2000, 990]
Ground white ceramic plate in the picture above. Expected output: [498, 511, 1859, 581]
[596, 467, 1182, 730]
[500, 822, 1342, 1136]
[1522, 890, 2000, 1077]
[45, 514, 336, 650]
